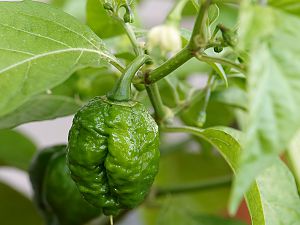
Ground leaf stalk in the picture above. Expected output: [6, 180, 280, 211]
[156, 175, 232, 197]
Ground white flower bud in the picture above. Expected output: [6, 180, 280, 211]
[147, 24, 182, 55]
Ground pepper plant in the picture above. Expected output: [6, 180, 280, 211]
[0, 0, 300, 225]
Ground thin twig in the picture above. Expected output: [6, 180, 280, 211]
[195, 52, 246, 73]
[188, 0, 212, 51]
[121, 21, 143, 56]
[146, 83, 170, 123]
[156, 175, 232, 197]
[102, 210, 130, 225]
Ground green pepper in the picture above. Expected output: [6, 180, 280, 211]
[29, 145, 61, 224]
[67, 55, 160, 215]
[29, 145, 101, 225]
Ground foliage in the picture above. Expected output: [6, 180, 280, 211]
[0, 182, 42, 225]
[0, 0, 300, 225]
[0, 129, 36, 170]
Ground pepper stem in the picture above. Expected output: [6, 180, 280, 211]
[109, 215, 114, 225]
[107, 55, 151, 101]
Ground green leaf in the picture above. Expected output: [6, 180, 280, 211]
[0, 95, 82, 129]
[51, 67, 118, 98]
[216, 4, 238, 28]
[182, 0, 197, 16]
[268, 0, 300, 16]
[0, 0, 121, 117]
[180, 28, 192, 46]
[231, 4, 300, 212]
[0, 66, 119, 128]
[0, 182, 42, 225]
[0, 129, 36, 170]
[166, 126, 300, 225]
[86, 0, 124, 38]
[209, 63, 228, 87]
[255, 160, 300, 225]
[202, 127, 300, 225]
[210, 87, 247, 110]
[208, 4, 220, 25]
[287, 129, 300, 190]
[159, 76, 191, 108]
[153, 197, 247, 225]
[103, 35, 135, 60]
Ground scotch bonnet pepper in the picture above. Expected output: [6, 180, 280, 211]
[67, 55, 160, 215]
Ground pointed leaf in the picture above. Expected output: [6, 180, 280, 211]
[0, 129, 36, 170]
[210, 87, 247, 110]
[269, 0, 300, 16]
[0, 182, 42, 225]
[0, 95, 82, 129]
[287, 129, 300, 190]
[208, 4, 220, 25]
[231, 4, 300, 212]
[202, 127, 300, 224]
[209, 62, 228, 87]
[165, 126, 300, 225]
[87, 0, 124, 38]
[0, 0, 122, 117]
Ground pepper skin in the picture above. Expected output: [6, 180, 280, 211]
[67, 96, 160, 215]
[29, 146, 62, 224]
[29, 145, 101, 225]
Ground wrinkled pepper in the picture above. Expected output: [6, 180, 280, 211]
[67, 55, 160, 215]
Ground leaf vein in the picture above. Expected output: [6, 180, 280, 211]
[0, 47, 34, 56]
[73, 50, 84, 68]
[19, 12, 100, 50]
[0, 48, 113, 75]
[0, 23, 72, 48]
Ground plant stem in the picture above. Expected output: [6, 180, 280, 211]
[188, 0, 212, 51]
[110, 59, 126, 73]
[107, 55, 150, 101]
[195, 53, 245, 72]
[173, 85, 210, 116]
[161, 125, 205, 137]
[121, 20, 143, 56]
[202, 75, 215, 110]
[191, 0, 200, 10]
[156, 175, 232, 197]
[143, 0, 213, 84]
[196, 75, 215, 126]
[146, 83, 169, 122]
[101, 210, 130, 225]
[145, 47, 193, 84]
